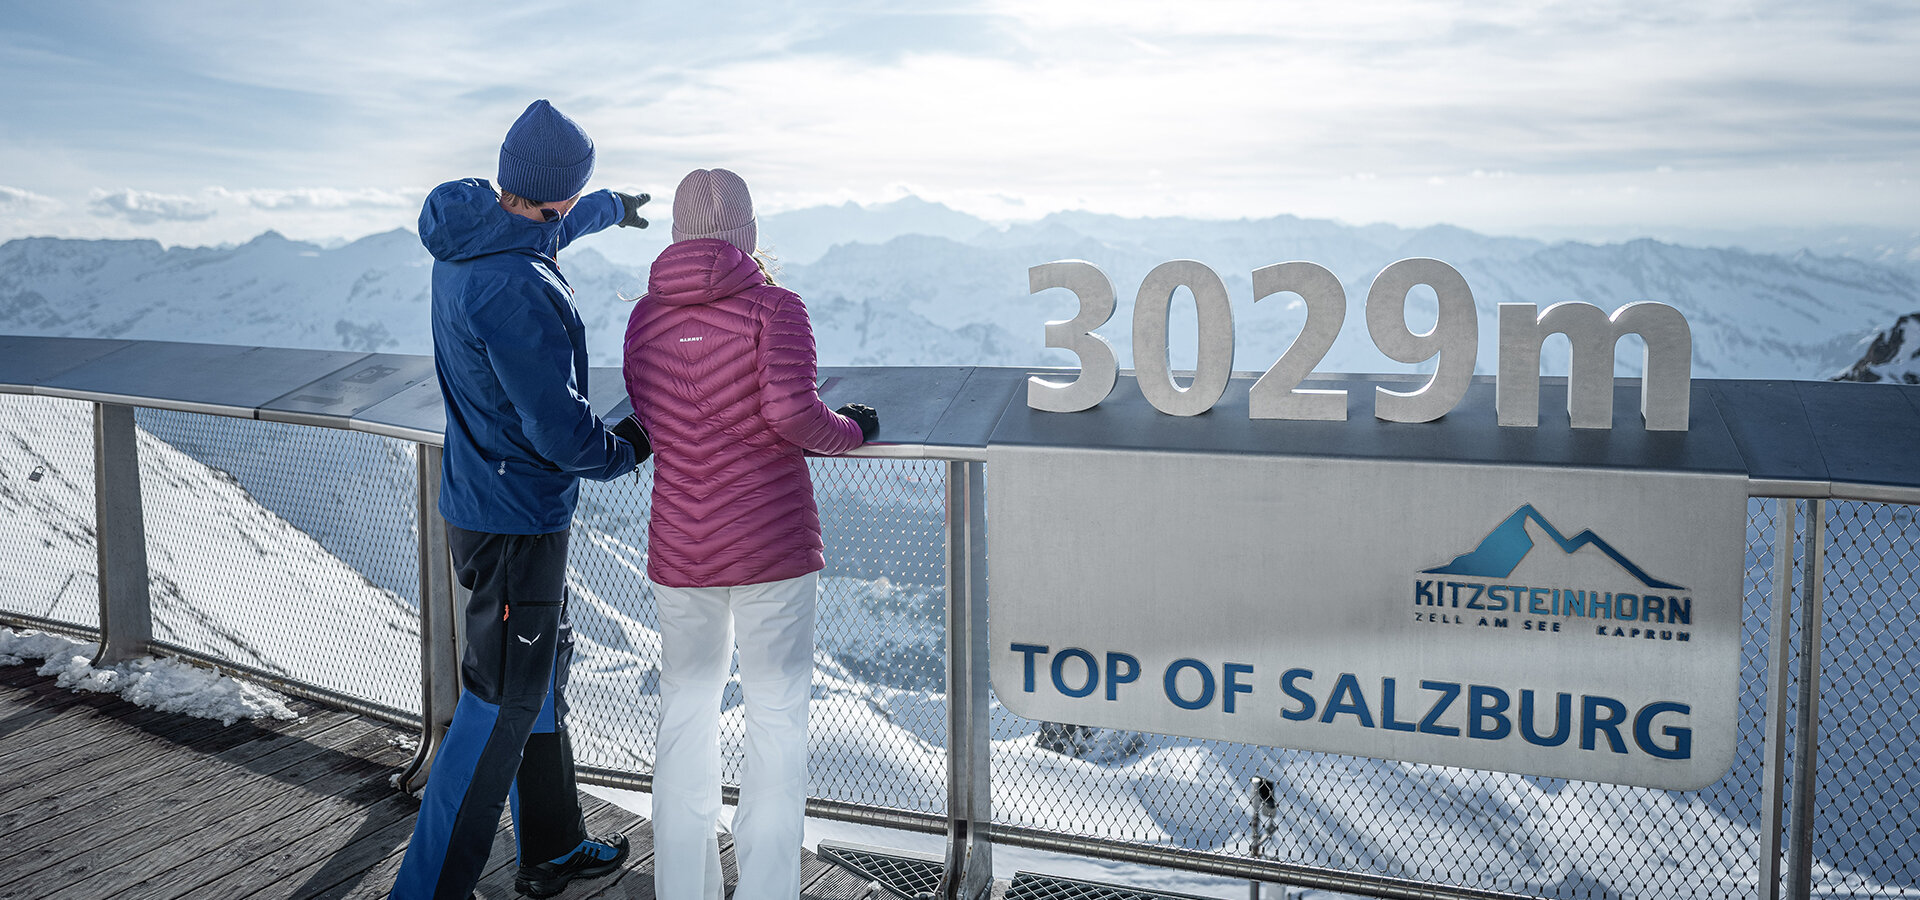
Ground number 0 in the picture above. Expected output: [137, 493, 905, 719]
[1133, 260, 1234, 417]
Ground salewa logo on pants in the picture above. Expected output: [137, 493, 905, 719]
[517, 633, 541, 646]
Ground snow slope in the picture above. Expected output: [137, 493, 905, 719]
[0, 394, 419, 712]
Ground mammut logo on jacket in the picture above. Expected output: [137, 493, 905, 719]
[679, 336, 704, 343]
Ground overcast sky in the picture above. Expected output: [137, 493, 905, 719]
[1, 0, 1915, 248]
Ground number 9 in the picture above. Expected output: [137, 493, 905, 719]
[1365, 258, 1478, 423]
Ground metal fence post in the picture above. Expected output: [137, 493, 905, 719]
[92, 402, 152, 665]
[396, 443, 461, 793]
[1785, 499, 1825, 900]
[1759, 498, 1797, 900]
[942, 460, 992, 900]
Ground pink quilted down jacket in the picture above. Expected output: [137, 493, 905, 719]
[623, 238, 866, 587]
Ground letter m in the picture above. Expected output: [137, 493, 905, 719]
[1496, 301, 1691, 431]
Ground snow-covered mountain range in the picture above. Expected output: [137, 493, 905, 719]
[4, 199, 1917, 380]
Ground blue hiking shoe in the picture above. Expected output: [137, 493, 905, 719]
[514, 833, 629, 898]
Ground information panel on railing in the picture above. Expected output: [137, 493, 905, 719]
[986, 256, 1745, 791]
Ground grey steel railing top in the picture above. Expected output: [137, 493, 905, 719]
[33, 340, 371, 420]
[0, 335, 135, 389]
[1705, 378, 1920, 502]
[256, 353, 437, 430]
[3, 335, 1919, 497]
[0, 336, 1030, 458]
[995, 372, 1748, 474]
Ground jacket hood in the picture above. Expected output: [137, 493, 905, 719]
[646, 239, 767, 307]
[418, 178, 565, 262]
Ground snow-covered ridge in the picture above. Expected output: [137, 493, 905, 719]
[5, 201, 1917, 380]
[1834, 312, 1920, 384]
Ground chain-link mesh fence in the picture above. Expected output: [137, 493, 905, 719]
[0, 395, 102, 632]
[563, 456, 952, 816]
[1806, 500, 1920, 894]
[127, 409, 421, 716]
[5, 389, 1918, 900]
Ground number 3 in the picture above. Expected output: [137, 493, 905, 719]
[1027, 261, 1119, 413]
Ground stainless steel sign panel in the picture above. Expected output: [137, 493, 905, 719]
[986, 447, 1747, 790]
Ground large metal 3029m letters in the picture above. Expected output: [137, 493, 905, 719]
[1028, 257, 1694, 430]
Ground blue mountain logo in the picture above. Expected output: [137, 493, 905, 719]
[1423, 504, 1685, 590]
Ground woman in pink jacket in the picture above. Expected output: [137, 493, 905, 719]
[623, 168, 879, 900]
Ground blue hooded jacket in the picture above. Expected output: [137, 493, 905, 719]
[421, 178, 635, 534]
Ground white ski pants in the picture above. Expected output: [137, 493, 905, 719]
[651, 571, 816, 900]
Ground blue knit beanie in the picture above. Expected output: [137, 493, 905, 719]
[497, 100, 595, 203]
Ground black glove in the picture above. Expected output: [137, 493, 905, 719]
[836, 403, 879, 441]
[613, 191, 650, 229]
[611, 414, 652, 461]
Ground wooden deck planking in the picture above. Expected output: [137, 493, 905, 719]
[0, 664, 882, 900]
[0, 676, 238, 787]
[32, 715, 386, 900]
[101, 723, 416, 900]
[0, 705, 281, 846]
[189, 786, 420, 900]
[0, 708, 359, 892]
[3, 712, 358, 885]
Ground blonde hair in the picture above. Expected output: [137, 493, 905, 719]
[753, 248, 781, 286]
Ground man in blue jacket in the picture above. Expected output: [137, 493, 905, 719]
[391, 99, 653, 900]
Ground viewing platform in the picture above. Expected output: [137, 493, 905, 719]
[0, 664, 887, 900]
[4, 335, 1919, 900]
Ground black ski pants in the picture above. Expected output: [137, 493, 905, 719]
[389, 525, 589, 900]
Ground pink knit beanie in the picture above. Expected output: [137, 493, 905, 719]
[670, 168, 757, 253]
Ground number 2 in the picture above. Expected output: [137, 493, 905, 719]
[1248, 261, 1348, 421]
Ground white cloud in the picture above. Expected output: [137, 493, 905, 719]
[88, 188, 216, 224]
[8, 2, 1919, 240]
[0, 185, 58, 212]
[210, 187, 422, 210]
